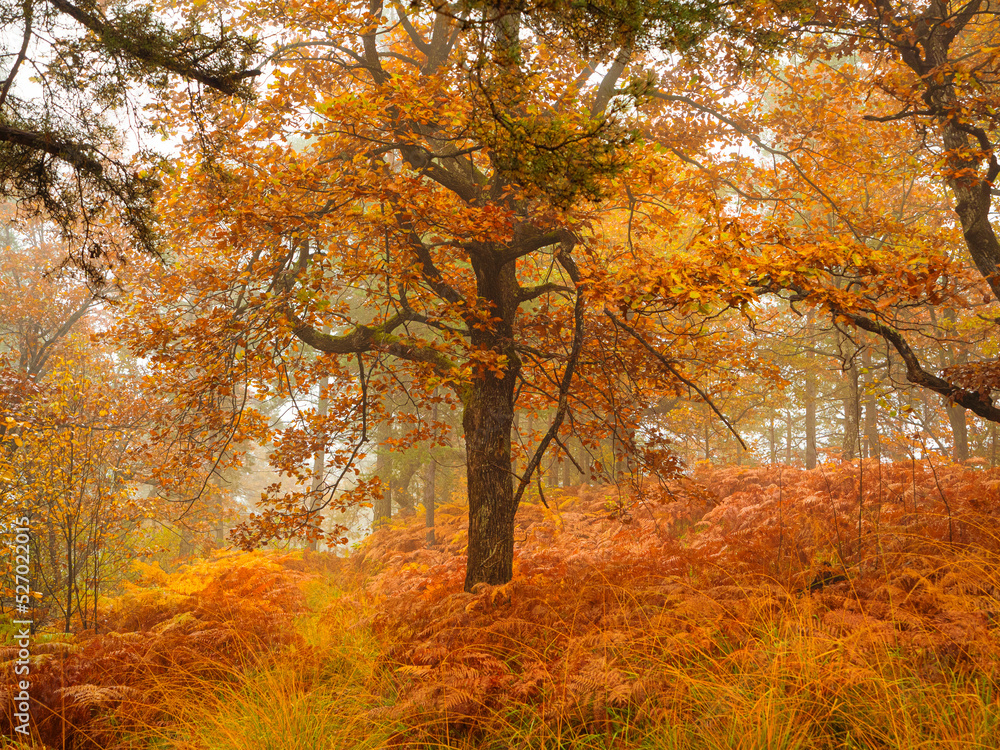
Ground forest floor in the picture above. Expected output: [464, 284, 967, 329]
[5, 460, 1000, 749]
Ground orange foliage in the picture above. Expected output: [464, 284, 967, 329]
[354, 462, 1000, 741]
[0, 551, 310, 749]
[5, 462, 1000, 747]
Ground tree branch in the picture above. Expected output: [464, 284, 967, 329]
[862, 108, 934, 122]
[398, 225, 465, 305]
[590, 46, 632, 117]
[832, 305, 1000, 422]
[0, 0, 32, 110]
[292, 314, 462, 386]
[516, 282, 573, 303]
[651, 91, 865, 242]
[605, 310, 748, 449]
[513, 241, 585, 508]
[46, 0, 261, 96]
[0, 124, 104, 175]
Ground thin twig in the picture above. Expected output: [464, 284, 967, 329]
[604, 311, 747, 449]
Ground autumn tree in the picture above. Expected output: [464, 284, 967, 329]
[672, 3, 1000, 434]
[0, 220, 95, 453]
[790, 1, 1000, 427]
[115, 0, 803, 590]
[489, 0, 999, 465]
[0, 226, 162, 630]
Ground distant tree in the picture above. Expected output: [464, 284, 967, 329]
[0, 229, 155, 630]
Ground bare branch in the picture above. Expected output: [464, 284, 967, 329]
[513, 241, 585, 507]
[863, 108, 934, 122]
[651, 91, 865, 242]
[0, 0, 33, 110]
[832, 305, 1000, 422]
[516, 281, 573, 303]
[605, 310, 748, 449]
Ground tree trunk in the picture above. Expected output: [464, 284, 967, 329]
[805, 354, 817, 469]
[463, 355, 519, 591]
[612, 432, 627, 483]
[425, 399, 438, 546]
[392, 457, 421, 515]
[461, 249, 522, 591]
[939, 309, 968, 464]
[840, 331, 860, 460]
[65, 536, 75, 633]
[373, 420, 393, 525]
[703, 416, 711, 461]
[308, 372, 329, 551]
[862, 346, 881, 461]
[178, 530, 194, 559]
[424, 457, 437, 546]
[946, 403, 968, 463]
[785, 411, 792, 465]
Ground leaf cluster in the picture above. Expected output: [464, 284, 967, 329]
[445, 0, 809, 61]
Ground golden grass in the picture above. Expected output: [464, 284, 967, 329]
[124, 552, 1000, 750]
[10, 468, 1000, 749]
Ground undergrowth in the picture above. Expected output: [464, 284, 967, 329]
[3, 460, 1000, 748]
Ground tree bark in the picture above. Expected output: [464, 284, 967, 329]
[839, 330, 860, 460]
[424, 458, 437, 547]
[804, 349, 817, 469]
[424, 399, 438, 546]
[785, 411, 793, 465]
[862, 346, 881, 461]
[463, 357, 519, 590]
[308, 372, 329, 551]
[178, 530, 194, 558]
[939, 308, 969, 464]
[582, 443, 593, 482]
[946, 403, 968, 463]
[374, 419, 393, 526]
[547, 450, 560, 489]
[392, 456, 421, 515]
[462, 249, 522, 591]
